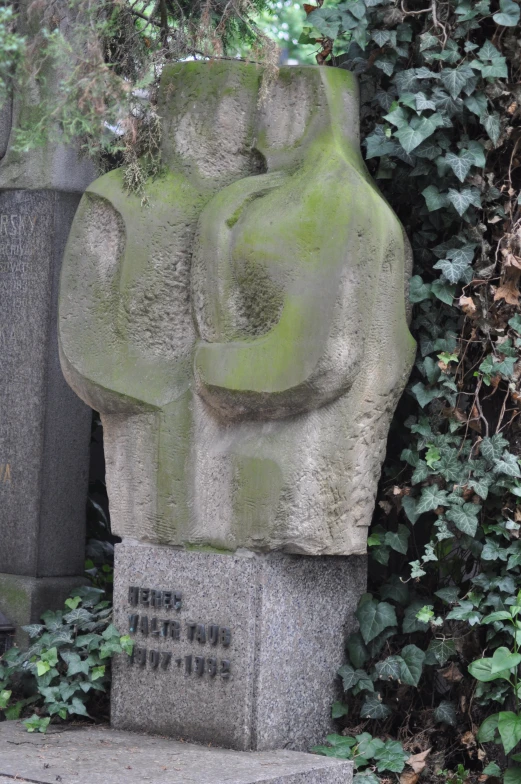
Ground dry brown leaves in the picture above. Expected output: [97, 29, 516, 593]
[459, 295, 477, 315]
[440, 662, 464, 683]
[494, 226, 521, 304]
[400, 749, 431, 784]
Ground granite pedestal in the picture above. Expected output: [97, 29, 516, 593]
[0, 721, 353, 784]
[112, 541, 366, 752]
[0, 190, 91, 644]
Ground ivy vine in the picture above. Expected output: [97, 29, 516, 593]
[302, 0, 521, 779]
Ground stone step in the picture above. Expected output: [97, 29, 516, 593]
[0, 721, 352, 784]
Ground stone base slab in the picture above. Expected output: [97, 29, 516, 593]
[0, 721, 353, 784]
[0, 572, 86, 647]
[112, 541, 366, 752]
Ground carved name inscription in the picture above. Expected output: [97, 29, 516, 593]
[0, 214, 37, 288]
[126, 586, 232, 680]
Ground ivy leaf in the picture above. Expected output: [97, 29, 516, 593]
[477, 713, 500, 742]
[375, 55, 396, 76]
[415, 139, 443, 159]
[365, 131, 397, 159]
[498, 712, 521, 755]
[396, 115, 443, 153]
[384, 106, 410, 129]
[464, 92, 488, 116]
[504, 769, 521, 784]
[431, 280, 456, 305]
[372, 29, 393, 46]
[491, 647, 521, 674]
[480, 112, 501, 145]
[62, 652, 89, 677]
[447, 187, 481, 215]
[63, 608, 92, 625]
[437, 450, 463, 482]
[307, 8, 340, 38]
[347, 632, 369, 668]
[422, 184, 450, 211]
[435, 701, 457, 725]
[21, 624, 45, 639]
[445, 150, 475, 182]
[433, 256, 471, 283]
[419, 32, 438, 50]
[482, 434, 509, 461]
[402, 496, 420, 524]
[356, 595, 398, 644]
[494, 451, 521, 478]
[338, 663, 364, 691]
[412, 460, 430, 484]
[380, 575, 410, 605]
[360, 692, 392, 719]
[440, 66, 474, 98]
[410, 275, 432, 303]
[331, 701, 349, 718]
[69, 696, 90, 717]
[411, 382, 439, 408]
[373, 740, 409, 773]
[416, 486, 448, 514]
[469, 477, 490, 499]
[416, 92, 437, 111]
[468, 657, 509, 682]
[384, 524, 410, 554]
[415, 66, 440, 79]
[467, 141, 486, 167]
[353, 774, 380, 784]
[483, 763, 502, 777]
[403, 601, 430, 633]
[375, 655, 403, 682]
[447, 601, 482, 625]
[446, 502, 481, 536]
[427, 638, 456, 665]
[435, 587, 460, 604]
[477, 39, 501, 61]
[399, 644, 425, 686]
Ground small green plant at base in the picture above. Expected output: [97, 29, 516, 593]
[313, 732, 408, 783]
[437, 764, 470, 784]
[23, 715, 51, 733]
[0, 585, 133, 730]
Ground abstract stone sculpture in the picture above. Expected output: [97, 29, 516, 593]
[59, 61, 416, 556]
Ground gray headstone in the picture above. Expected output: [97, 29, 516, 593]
[111, 542, 366, 751]
[0, 192, 92, 641]
[0, 190, 90, 578]
[0, 0, 96, 640]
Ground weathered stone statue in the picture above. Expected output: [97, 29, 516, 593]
[59, 61, 415, 753]
[59, 61, 415, 557]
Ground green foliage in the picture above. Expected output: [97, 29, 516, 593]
[313, 731, 408, 777]
[0, 586, 132, 730]
[437, 764, 471, 784]
[0, 0, 277, 195]
[301, 0, 521, 778]
[0, 6, 25, 104]
[468, 593, 521, 760]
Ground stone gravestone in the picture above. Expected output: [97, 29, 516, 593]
[59, 62, 415, 759]
[0, 1, 94, 643]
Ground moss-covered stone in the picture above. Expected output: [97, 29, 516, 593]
[59, 62, 415, 556]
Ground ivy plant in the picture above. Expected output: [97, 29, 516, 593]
[300, 0, 520, 779]
[0, 586, 132, 730]
[313, 731, 409, 783]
